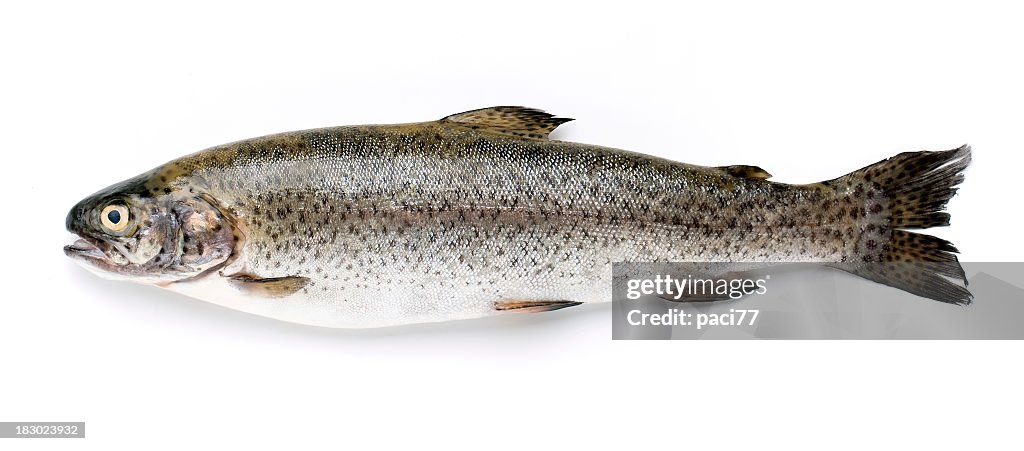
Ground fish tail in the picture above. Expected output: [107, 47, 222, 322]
[825, 145, 973, 305]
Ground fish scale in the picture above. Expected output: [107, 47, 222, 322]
[64, 107, 972, 327]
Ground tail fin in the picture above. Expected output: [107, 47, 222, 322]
[827, 145, 972, 305]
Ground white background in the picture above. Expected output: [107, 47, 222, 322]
[2, 1, 1022, 449]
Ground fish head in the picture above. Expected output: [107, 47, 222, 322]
[64, 173, 236, 284]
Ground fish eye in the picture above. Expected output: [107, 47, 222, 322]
[100, 203, 131, 233]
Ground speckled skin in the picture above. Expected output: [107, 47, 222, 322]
[143, 122, 863, 327]
[66, 109, 970, 327]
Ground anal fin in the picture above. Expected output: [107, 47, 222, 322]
[226, 273, 310, 298]
[494, 299, 582, 313]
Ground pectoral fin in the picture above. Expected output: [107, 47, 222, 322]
[718, 165, 772, 180]
[226, 273, 310, 298]
[494, 299, 582, 313]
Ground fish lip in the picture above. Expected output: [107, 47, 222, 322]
[63, 236, 107, 261]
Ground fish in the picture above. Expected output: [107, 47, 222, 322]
[64, 106, 972, 328]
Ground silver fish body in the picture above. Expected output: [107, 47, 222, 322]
[65, 107, 971, 327]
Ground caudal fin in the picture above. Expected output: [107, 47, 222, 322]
[827, 145, 972, 305]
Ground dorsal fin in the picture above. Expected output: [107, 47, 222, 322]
[717, 164, 772, 180]
[440, 106, 573, 139]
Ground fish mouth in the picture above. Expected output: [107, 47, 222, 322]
[64, 236, 108, 261]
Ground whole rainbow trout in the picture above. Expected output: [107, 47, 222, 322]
[64, 107, 971, 327]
